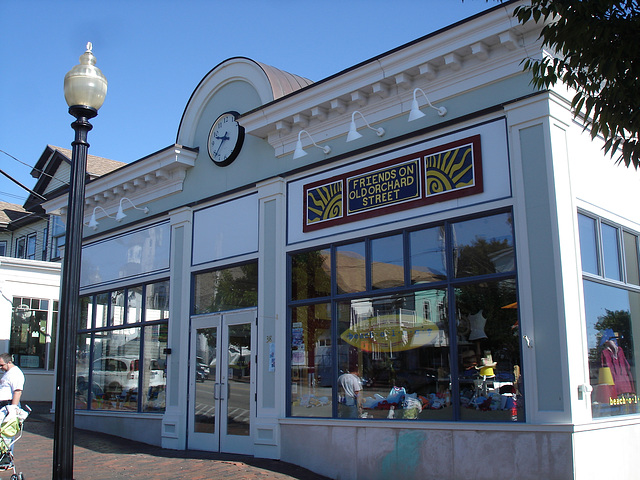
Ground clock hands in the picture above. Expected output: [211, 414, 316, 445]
[214, 131, 230, 157]
[208, 112, 243, 165]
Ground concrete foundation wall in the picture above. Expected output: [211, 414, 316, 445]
[22, 371, 54, 403]
[573, 421, 640, 480]
[281, 423, 574, 480]
[75, 413, 162, 447]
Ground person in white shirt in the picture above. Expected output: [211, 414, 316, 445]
[338, 368, 363, 418]
[0, 353, 24, 408]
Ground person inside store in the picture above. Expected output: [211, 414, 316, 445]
[338, 367, 364, 418]
[0, 353, 24, 408]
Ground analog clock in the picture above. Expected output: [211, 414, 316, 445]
[207, 111, 245, 166]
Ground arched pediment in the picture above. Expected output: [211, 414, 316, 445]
[177, 57, 312, 147]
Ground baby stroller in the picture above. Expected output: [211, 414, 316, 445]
[0, 404, 30, 480]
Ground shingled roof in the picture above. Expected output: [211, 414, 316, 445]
[0, 201, 31, 228]
[44, 145, 126, 178]
[23, 145, 126, 211]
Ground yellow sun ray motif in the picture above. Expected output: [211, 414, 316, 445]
[306, 181, 343, 224]
[425, 145, 474, 196]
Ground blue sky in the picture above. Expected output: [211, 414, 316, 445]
[0, 0, 498, 205]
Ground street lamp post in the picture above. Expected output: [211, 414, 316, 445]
[53, 43, 107, 480]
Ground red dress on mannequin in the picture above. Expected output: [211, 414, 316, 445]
[601, 341, 635, 395]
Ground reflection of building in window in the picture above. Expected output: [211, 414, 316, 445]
[10, 296, 58, 370]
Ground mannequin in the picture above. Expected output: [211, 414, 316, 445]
[601, 339, 635, 395]
[468, 310, 488, 341]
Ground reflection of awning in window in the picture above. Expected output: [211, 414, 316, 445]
[340, 323, 440, 352]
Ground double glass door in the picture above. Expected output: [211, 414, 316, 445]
[188, 309, 255, 454]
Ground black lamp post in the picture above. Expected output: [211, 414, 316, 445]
[53, 43, 107, 480]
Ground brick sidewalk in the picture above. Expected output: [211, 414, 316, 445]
[10, 410, 329, 480]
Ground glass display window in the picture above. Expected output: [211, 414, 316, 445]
[9, 296, 57, 370]
[579, 212, 640, 418]
[146, 281, 170, 321]
[291, 249, 331, 301]
[455, 279, 520, 421]
[193, 262, 258, 314]
[76, 279, 169, 413]
[578, 214, 599, 275]
[337, 291, 452, 420]
[288, 209, 522, 422]
[452, 213, 515, 278]
[371, 234, 404, 290]
[336, 242, 366, 294]
[410, 226, 446, 284]
[289, 303, 332, 417]
[111, 290, 125, 326]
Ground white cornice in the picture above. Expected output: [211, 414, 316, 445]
[0, 256, 62, 274]
[42, 145, 197, 220]
[239, 1, 542, 158]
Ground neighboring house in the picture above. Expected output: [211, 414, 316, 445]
[0, 146, 124, 402]
[35, 2, 640, 479]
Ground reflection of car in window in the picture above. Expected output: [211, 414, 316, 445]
[77, 356, 166, 399]
[196, 356, 210, 382]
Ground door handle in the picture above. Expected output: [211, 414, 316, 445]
[214, 383, 220, 400]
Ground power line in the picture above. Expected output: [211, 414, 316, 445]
[0, 166, 46, 201]
[0, 190, 27, 202]
[0, 148, 71, 200]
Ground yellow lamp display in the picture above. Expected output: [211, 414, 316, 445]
[595, 367, 617, 404]
[598, 367, 615, 385]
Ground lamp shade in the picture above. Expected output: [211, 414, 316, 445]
[64, 42, 108, 110]
[346, 121, 363, 142]
[598, 366, 615, 385]
[408, 98, 426, 122]
[292, 139, 307, 159]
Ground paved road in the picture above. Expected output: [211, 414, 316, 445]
[8, 407, 330, 480]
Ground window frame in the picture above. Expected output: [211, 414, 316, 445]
[51, 216, 66, 260]
[15, 236, 26, 259]
[26, 233, 37, 260]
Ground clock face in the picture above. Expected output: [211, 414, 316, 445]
[207, 111, 245, 166]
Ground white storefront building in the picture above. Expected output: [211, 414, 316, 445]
[43, 2, 640, 479]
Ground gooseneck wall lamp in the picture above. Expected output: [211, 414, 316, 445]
[116, 197, 150, 222]
[54, 42, 107, 480]
[346, 110, 385, 142]
[292, 129, 331, 160]
[408, 87, 447, 121]
[87, 206, 116, 230]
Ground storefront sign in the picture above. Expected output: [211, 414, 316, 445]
[346, 160, 420, 214]
[303, 135, 482, 232]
